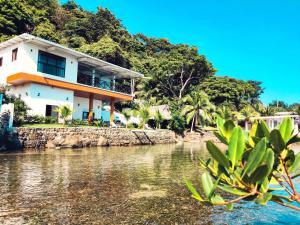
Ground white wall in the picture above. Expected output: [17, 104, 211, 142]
[0, 43, 23, 84]
[22, 43, 78, 83]
[21, 83, 74, 116]
[73, 96, 102, 120]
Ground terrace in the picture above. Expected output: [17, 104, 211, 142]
[77, 63, 134, 96]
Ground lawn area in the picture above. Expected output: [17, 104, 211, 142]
[22, 124, 66, 128]
[21, 124, 109, 128]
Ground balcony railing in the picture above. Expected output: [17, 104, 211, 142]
[77, 73, 132, 95]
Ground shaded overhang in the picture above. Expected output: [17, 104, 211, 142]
[7, 73, 133, 102]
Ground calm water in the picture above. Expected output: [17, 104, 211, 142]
[0, 143, 299, 225]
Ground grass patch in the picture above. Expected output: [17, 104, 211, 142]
[22, 124, 65, 128]
[21, 124, 109, 128]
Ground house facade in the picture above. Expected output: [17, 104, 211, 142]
[245, 113, 299, 135]
[0, 34, 143, 124]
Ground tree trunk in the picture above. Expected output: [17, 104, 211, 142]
[190, 115, 195, 133]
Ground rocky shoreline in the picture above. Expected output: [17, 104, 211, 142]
[13, 127, 177, 150]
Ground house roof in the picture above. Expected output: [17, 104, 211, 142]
[149, 105, 172, 120]
[0, 33, 144, 79]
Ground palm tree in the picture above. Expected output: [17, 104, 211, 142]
[122, 109, 132, 128]
[181, 91, 215, 132]
[136, 103, 151, 129]
[232, 105, 260, 122]
[54, 105, 73, 125]
[154, 109, 164, 129]
[216, 106, 232, 121]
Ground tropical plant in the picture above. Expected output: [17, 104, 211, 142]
[181, 91, 215, 132]
[169, 112, 186, 134]
[154, 109, 164, 129]
[54, 105, 73, 125]
[0, 85, 30, 126]
[186, 117, 300, 211]
[197, 76, 264, 111]
[216, 106, 232, 121]
[136, 103, 151, 129]
[122, 109, 132, 128]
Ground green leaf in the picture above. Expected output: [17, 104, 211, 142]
[218, 184, 248, 196]
[210, 194, 225, 204]
[287, 134, 300, 146]
[242, 138, 267, 177]
[279, 117, 293, 143]
[206, 141, 230, 169]
[263, 148, 275, 176]
[256, 120, 270, 140]
[249, 164, 270, 184]
[222, 120, 236, 140]
[248, 121, 258, 147]
[214, 131, 228, 145]
[255, 193, 272, 205]
[201, 172, 214, 198]
[289, 153, 300, 173]
[226, 203, 234, 211]
[185, 178, 204, 202]
[260, 178, 269, 193]
[216, 116, 225, 131]
[228, 126, 245, 169]
[270, 130, 286, 153]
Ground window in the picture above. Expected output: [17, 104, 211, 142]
[0, 57, 2, 67]
[38, 50, 66, 77]
[82, 112, 94, 120]
[12, 48, 18, 61]
[45, 105, 58, 117]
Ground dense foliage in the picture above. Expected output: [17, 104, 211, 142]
[1, 0, 299, 131]
[197, 76, 264, 111]
[186, 117, 300, 211]
[0, 0, 262, 104]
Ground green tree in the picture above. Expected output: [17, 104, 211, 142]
[0, 0, 34, 35]
[154, 109, 164, 129]
[54, 105, 73, 125]
[137, 44, 215, 101]
[0, 85, 30, 126]
[122, 109, 132, 128]
[197, 76, 264, 111]
[181, 91, 215, 132]
[80, 35, 131, 68]
[135, 103, 151, 129]
[169, 112, 186, 134]
[32, 20, 59, 42]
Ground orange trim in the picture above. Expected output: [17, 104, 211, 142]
[7, 72, 133, 101]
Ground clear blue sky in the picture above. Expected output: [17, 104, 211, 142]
[62, 0, 300, 104]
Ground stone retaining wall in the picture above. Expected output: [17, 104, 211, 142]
[15, 127, 177, 150]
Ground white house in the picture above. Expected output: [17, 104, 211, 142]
[245, 112, 299, 135]
[0, 34, 143, 124]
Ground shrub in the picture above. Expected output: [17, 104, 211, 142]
[186, 117, 300, 211]
[169, 112, 186, 134]
[93, 119, 103, 127]
[24, 115, 45, 124]
[45, 116, 58, 124]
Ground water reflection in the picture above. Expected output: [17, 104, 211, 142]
[0, 143, 211, 224]
[0, 143, 299, 224]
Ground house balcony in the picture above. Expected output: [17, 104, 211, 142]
[76, 63, 134, 97]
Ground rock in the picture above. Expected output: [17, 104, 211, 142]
[81, 137, 91, 147]
[45, 140, 55, 148]
[63, 135, 83, 148]
[53, 136, 65, 146]
[97, 136, 109, 146]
